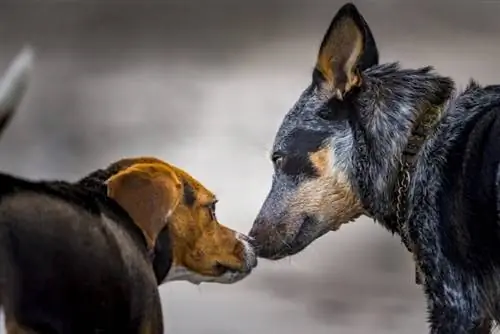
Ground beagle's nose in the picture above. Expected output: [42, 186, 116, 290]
[237, 233, 258, 272]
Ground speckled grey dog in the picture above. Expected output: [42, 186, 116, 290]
[249, 3, 500, 333]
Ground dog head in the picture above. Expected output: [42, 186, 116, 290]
[249, 3, 378, 259]
[105, 157, 257, 285]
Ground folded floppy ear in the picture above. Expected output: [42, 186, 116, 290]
[106, 163, 182, 250]
[316, 3, 379, 100]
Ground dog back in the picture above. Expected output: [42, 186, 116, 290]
[0, 175, 162, 333]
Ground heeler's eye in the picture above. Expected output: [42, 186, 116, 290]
[271, 152, 285, 169]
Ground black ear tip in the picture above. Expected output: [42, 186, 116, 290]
[337, 2, 361, 17]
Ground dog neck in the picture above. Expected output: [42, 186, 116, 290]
[392, 103, 445, 250]
[353, 64, 454, 231]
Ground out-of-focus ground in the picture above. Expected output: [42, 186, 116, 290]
[1, 1, 500, 333]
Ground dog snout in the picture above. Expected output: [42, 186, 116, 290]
[248, 220, 265, 245]
[249, 218, 293, 259]
[237, 233, 253, 244]
[236, 233, 258, 272]
[248, 217, 280, 249]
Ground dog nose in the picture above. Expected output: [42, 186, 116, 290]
[248, 224, 266, 248]
[239, 234, 261, 251]
[237, 233, 252, 243]
[242, 239, 258, 271]
[246, 250, 258, 270]
[236, 233, 259, 271]
[247, 236, 261, 251]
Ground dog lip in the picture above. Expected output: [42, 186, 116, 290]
[213, 262, 250, 276]
[237, 232, 259, 270]
[266, 215, 330, 260]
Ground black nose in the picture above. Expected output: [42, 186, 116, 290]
[248, 227, 263, 249]
[249, 254, 258, 269]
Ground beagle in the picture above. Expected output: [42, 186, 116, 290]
[0, 48, 257, 333]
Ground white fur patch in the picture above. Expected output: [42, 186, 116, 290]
[163, 232, 256, 285]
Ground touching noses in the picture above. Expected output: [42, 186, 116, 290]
[248, 217, 278, 258]
[236, 232, 258, 272]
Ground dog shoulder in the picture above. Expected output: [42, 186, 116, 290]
[0, 173, 146, 251]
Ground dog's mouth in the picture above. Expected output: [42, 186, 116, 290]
[206, 261, 255, 285]
[212, 257, 256, 277]
[212, 262, 243, 276]
[259, 215, 332, 260]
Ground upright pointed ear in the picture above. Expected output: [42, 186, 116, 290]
[106, 163, 183, 250]
[315, 3, 379, 100]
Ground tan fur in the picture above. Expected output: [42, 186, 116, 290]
[289, 147, 364, 230]
[106, 163, 182, 249]
[106, 157, 249, 278]
[316, 17, 364, 99]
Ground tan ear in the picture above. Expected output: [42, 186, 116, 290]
[315, 3, 378, 100]
[105, 163, 182, 250]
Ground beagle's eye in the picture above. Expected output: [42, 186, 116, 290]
[271, 152, 285, 169]
[207, 201, 217, 220]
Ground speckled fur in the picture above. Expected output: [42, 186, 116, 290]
[249, 3, 500, 333]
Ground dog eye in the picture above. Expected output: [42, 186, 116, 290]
[271, 152, 285, 169]
[207, 201, 217, 220]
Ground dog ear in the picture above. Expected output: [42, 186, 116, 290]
[106, 163, 182, 249]
[315, 3, 379, 100]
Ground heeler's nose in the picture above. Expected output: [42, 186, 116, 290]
[248, 223, 260, 243]
[248, 219, 270, 250]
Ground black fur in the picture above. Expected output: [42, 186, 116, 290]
[277, 129, 329, 178]
[0, 168, 171, 333]
[0, 46, 169, 333]
[249, 2, 500, 333]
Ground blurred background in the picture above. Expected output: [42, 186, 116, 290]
[1, 0, 500, 333]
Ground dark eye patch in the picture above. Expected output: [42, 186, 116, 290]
[182, 181, 196, 207]
[282, 129, 330, 153]
[277, 129, 331, 178]
[281, 155, 318, 178]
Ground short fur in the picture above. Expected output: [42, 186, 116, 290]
[80, 157, 258, 285]
[249, 3, 500, 333]
[0, 48, 256, 333]
[0, 174, 165, 334]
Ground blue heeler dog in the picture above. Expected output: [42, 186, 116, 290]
[249, 2, 500, 333]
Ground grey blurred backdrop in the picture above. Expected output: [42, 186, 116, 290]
[1, 1, 500, 333]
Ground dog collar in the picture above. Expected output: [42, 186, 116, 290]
[394, 104, 444, 284]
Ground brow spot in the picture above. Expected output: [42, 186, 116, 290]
[309, 146, 331, 176]
[183, 181, 196, 207]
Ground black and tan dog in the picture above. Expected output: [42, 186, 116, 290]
[249, 2, 500, 333]
[0, 48, 257, 334]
